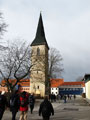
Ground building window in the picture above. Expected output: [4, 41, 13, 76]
[56, 88, 57, 90]
[37, 86, 39, 89]
[37, 47, 40, 55]
[56, 92, 57, 94]
[52, 88, 53, 90]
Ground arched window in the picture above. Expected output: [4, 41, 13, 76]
[37, 47, 40, 55]
[37, 86, 39, 89]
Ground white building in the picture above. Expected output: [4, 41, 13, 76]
[50, 78, 64, 95]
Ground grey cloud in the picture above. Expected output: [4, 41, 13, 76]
[0, 0, 90, 81]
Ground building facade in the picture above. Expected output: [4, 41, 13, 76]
[84, 74, 90, 99]
[59, 82, 85, 95]
[1, 79, 30, 93]
[50, 79, 64, 95]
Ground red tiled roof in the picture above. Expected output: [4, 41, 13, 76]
[50, 78, 64, 87]
[19, 81, 30, 87]
[1, 79, 30, 87]
[2, 79, 64, 88]
[1, 79, 84, 88]
[61, 81, 85, 87]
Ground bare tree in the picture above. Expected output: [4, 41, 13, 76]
[49, 47, 63, 79]
[35, 47, 63, 80]
[0, 40, 34, 93]
[44, 47, 63, 94]
[0, 12, 7, 38]
[76, 76, 83, 81]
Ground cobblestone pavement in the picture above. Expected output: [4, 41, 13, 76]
[2, 96, 90, 120]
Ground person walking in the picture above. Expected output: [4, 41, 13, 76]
[63, 95, 67, 103]
[57, 94, 61, 103]
[73, 94, 76, 100]
[28, 93, 35, 114]
[39, 96, 54, 120]
[67, 94, 70, 100]
[19, 91, 29, 120]
[0, 91, 8, 120]
[50, 94, 54, 103]
[9, 90, 20, 120]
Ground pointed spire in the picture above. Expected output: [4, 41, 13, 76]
[36, 13, 45, 38]
[31, 13, 49, 49]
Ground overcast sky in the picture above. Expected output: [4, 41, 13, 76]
[0, 0, 90, 81]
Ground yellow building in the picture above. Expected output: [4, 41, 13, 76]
[30, 13, 49, 97]
[84, 74, 90, 99]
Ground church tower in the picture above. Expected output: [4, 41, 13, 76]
[30, 13, 49, 97]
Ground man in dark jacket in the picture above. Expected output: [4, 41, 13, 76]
[39, 96, 54, 120]
[10, 90, 20, 120]
[28, 93, 35, 114]
[0, 91, 8, 120]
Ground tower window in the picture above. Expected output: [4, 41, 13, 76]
[37, 86, 39, 89]
[37, 47, 40, 55]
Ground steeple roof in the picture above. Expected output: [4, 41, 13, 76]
[31, 13, 49, 49]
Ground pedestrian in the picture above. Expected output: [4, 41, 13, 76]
[67, 94, 70, 100]
[53, 94, 56, 102]
[19, 91, 29, 120]
[57, 94, 61, 103]
[0, 91, 8, 120]
[63, 95, 67, 103]
[60, 94, 63, 100]
[39, 96, 54, 120]
[50, 94, 53, 103]
[69, 95, 72, 100]
[28, 93, 35, 114]
[9, 90, 20, 120]
[73, 95, 76, 100]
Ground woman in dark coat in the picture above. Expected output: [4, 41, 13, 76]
[0, 91, 8, 120]
[39, 96, 54, 120]
[10, 90, 20, 120]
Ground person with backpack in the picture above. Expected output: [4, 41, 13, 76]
[0, 91, 8, 120]
[10, 90, 20, 120]
[39, 96, 54, 120]
[19, 91, 29, 120]
[28, 93, 35, 114]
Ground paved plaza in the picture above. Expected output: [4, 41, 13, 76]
[2, 96, 90, 120]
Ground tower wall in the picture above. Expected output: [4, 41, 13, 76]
[30, 45, 48, 97]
